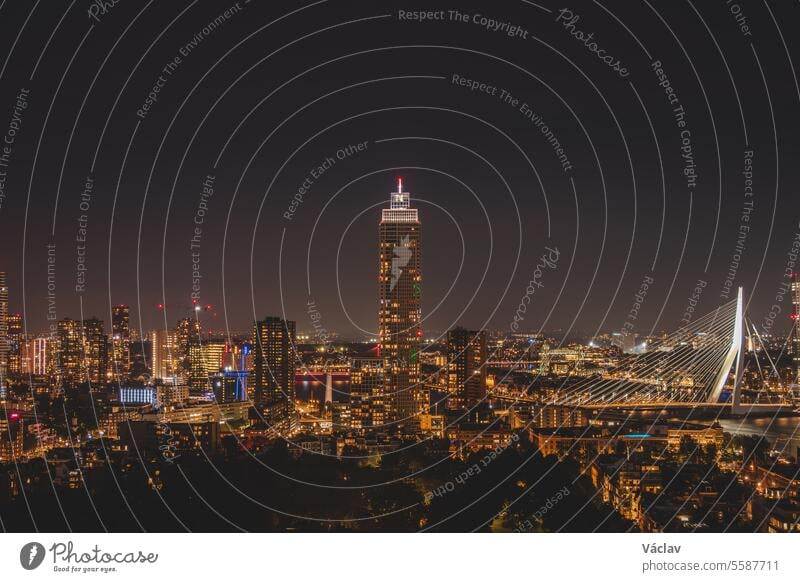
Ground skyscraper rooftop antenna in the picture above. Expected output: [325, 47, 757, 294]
[389, 178, 410, 210]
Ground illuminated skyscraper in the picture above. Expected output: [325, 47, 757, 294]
[58, 318, 83, 384]
[175, 317, 201, 373]
[82, 317, 108, 384]
[253, 317, 296, 427]
[111, 305, 131, 381]
[204, 339, 227, 375]
[447, 328, 487, 412]
[150, 328, 178, 380]
[188, 341, 206, 391]
[188, 338, 227, 392]
[378, 179, 425, 431]
[19, 338, 33, 375]
[241, 344, 255, 399]
[7, 312, 22, 377]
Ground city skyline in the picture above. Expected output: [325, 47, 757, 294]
[2, 0, 800, 546]
[5, 162, 800, 339]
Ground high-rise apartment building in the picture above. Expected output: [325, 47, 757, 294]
[150, 328, 178, 380]
[58, 318, 83, 384]
[188, 341, 206, 391]
[7, 312, 22, 377]
[204, 339, 227, 376]
[111, 305, 131, 381]
[253, 317, 296, 426]
[175, 317, 201, 373]
[350, 358, 385, 430]
[188, 338, 227, 392]
[82, 317, 108, 384]
[378, 179, 425, 431]
[447, 328, 487, 411]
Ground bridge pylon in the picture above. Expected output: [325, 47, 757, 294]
[708, 287, 745, 410]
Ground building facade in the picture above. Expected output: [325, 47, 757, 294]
[58, 318, 83, 384]
[150, 328, 178, 381]
[253, 317, 296, 426]
[378, 179, 424, 431]
[111, 305, 131, 381]
[7, 312, 22, 378]
[82, 317, 108, 384]
[446, 327, 487, 412]
[350, 358, 385, 430]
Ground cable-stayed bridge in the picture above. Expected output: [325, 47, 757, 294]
[495, 288, 791, 415]
[557, 288, 744, 409]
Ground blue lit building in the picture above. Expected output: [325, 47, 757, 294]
[211, 370, 248, 403]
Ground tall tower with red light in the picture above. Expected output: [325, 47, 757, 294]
[379, 178, 425, 431]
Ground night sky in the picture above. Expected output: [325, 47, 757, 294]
[1, 0, 798, 341]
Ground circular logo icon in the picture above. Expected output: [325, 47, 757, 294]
[19, 542, 46, 570]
